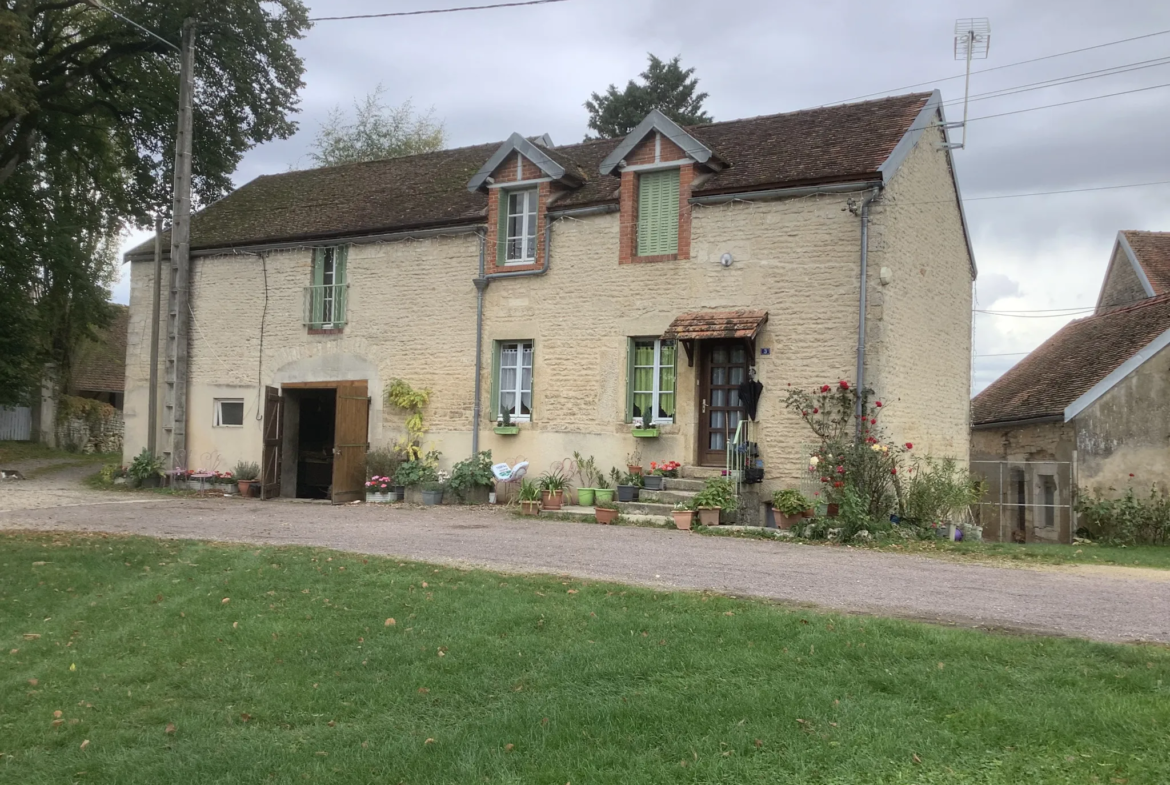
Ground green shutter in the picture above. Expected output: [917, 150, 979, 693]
[625, 338, 635, 423]
[527, 340, 534, 421]
[489, 341, 501, 422]
[335, 245, 348, 325]
[497, 192, 509, 265]
[637, 169, 680, 256]
[310, 247, 325, 326]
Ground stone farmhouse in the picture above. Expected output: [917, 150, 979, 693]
[972, 231, 1170, 543]
[122, 90, 975, 505]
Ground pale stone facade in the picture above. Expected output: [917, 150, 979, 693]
[123, 123, 973, 492]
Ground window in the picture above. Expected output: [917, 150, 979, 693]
[636, 169, 680, 257]
[504, 189, 538, 264]
[1040, 474, 1057, 528]
[306, 246, 348, 328]
[214, 398, 245, 427]
[628, 338, 676, 423]
[494, 341, 533, 420]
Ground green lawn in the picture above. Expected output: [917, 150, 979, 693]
[2, 532, 1167, 784]
[864, 538, 1170, 571]
[0, 440, 115, 466]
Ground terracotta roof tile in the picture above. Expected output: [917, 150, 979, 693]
[71, 305, 128, 393]
[1123, 230, 1170, 294]
[972, 294, 1170, 425]
[663, 309, 769, 341]
[127, 93, 932, 258]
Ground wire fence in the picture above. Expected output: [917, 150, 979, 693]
[970, 460, 1074, 544]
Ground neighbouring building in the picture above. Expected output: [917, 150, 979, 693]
[122, 91, 975, 505]
[971, 231, 1170, 543]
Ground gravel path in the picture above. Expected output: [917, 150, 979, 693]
[2, 464, 1168, 644]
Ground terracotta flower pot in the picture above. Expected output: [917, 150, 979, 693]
[237, 480, 255, 496]
[627, 465, 643, 476]
[595, 507, 619, 525]
[697, 507, 721, 527]
[778, 512, 804, 530]
[672, 510, 694, 531]
[520, 500, 541, 516]
[802, 509, 815, 518]
[541, 489, 564, 510]
[826, 503, 839, 517]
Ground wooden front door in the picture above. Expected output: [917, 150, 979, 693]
[332, 380, 370, 504]
[260, 386, 283, 500]
[698, 342, 749, 466]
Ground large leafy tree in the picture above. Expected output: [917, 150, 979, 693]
[309, 86, 445, 167]
[584, 54, 712, 140]
[0, 1, 309, 405]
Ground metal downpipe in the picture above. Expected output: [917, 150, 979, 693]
[855, 188, 880, 434]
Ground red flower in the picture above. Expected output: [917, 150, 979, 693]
[905, 442, 913, 450]
[833, 481, 844, 488]
[650, 461, 657, 469]
[891, 469, 898, 475]
[1129, 473, 1135, 478]
[839, 380, 849, 390]
[870, 419, 877, 425]
[812, 408, 819, 414]
[820, 385, 831, 393]
[821, 477, 829, 483]
[836, 466, 845, 474]
[802, 410, 808, 417]
[875, 401, 882, 407]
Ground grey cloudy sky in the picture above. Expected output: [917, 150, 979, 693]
[113, 0, 1170, 393]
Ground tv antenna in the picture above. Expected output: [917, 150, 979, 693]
[946, 17, 991, 150]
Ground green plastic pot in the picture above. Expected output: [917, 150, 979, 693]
[594, 488, 615, 504]
[577, 488, 596, 506]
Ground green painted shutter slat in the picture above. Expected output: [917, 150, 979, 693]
[489, 341, 501, 422]
[497, 192, 509, 265]
[625, 338, 636, 423]
[637, 170, 680, 256]
[664, 170, 680, 253]
[335, 246, 348, 324]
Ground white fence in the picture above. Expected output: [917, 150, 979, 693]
[0, 407, 32, 441]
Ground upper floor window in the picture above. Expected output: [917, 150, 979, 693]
[305, 246, 348, 329]
[504, 189, 538, 264]
[629, 338, 676, 423]
[637, 169, 680, 257]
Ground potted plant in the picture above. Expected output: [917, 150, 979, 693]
[625, 452, 642, 476]
[594, 499, 619, 525]
[518, 479, 541, 515]
[671, 501, 695, 531]
[421, 481, 445, 506]
[594, 474, 615, 504]
[233, 461, 260, 497]
[494, 407, 520, 436]
[632, 409, 659, 438]
[366, 475, 393, 503]
[693, 477, 734, 527]
[539, 467, 569, 510]
[572, 451, 599, 506]
[127, 448, 164, 489]
[446, 450, 496, 504]
[394, 454, 439, 503]
[772, 489, 812, 530]
[615, 469, 642, 503]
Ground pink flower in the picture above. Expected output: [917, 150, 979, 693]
[836, 466, 845, 474]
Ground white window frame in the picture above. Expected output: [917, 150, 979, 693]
[498, 340, 533, 421]
[632, 338, 676, 424]
[213, 398, 245, 428]
[504, 189, 538, 264]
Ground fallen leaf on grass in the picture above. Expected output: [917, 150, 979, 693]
[53, 711, 63, 719]
[232, 622, 238, 629]
[912, 754, 922, 764]
[80, 740, 89, 750]
[32, 561, 47, 566]
[724, 611, 734, 616]
[384, 618, 395, 626]
[27, 679, 37, 686]
[239, 713, 252, 722]
[754, 739, 763, 748]
[567, 589, 578, 595]
[937, 662, 945, 670]
[9, 649, 18, 655]
[165, 723, 176, 735]
[22, 634, 40, 641]
[504, 743, 515, 752]
[51, 720, 63, 728]
[418, 688, 430, 694]
[69, 663, 76, 672]
[221, 598, 230, 604]
[424, 738, 435, 745]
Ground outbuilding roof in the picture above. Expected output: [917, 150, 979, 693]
[72, 305, 129, 394]
[1123, 230, 1170, 295]
[127, 92, 935, 259]
[971, 294, 1170, 426]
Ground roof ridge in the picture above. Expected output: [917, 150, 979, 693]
[682, 91, 933, 133]
[260, 140, 504, 179]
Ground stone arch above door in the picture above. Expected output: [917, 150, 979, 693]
[271, 353, 382, 443]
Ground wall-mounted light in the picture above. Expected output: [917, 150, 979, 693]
[720, 253, 734, 267]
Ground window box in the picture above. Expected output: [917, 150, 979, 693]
[494, 425, 520, 436]
[632, 427, 659, 438]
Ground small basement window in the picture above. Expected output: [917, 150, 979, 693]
[214, 399, 245, 427]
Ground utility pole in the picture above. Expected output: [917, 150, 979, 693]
[147, 214, 163, 457]
[163, 19, 195, 469]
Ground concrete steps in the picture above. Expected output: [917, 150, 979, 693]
[661, 477, 706, 492]
[680, 466, 727, 480]
[637, 489, 697, 506]
[559, 504, 671, 526]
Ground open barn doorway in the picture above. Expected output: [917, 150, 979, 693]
[277, 381, 369, 504]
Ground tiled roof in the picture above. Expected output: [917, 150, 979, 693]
[663, 309, 769, 341]
[71, 305, 129, 394]
[1123, 230, 1170, 294]
[127, 93, 932, 258]
[972, 294, 1170, 425]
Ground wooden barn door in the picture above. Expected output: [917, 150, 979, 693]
[261, 386, 283, 500]
[332, 380, 370, 504]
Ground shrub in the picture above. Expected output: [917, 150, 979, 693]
[897, 456, 983, 529]
[366, 446, 407, 483]
[1076, 485, 1170, 546]
[232, 461, 260, 481]
[694, 478, 734, 510]
[517, 478, 540, 502]
[394, 450, 440, 488]
[772, 489, 811, 517]
[128, 449, 164, 483]
[447, 451, 495, 502]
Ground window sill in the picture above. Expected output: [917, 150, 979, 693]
[307, 327, 344, 335]
[624, 253, 681, 265]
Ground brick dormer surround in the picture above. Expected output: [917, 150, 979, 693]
[485, 180, 550, 274]
[618, 132, 694, 265]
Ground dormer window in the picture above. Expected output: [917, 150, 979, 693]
[505, 189, 539, 264]
[637, 169, 681, 257]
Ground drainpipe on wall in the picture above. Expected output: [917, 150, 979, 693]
[852, 188, 881, 436]
[470, 203, 620, 455]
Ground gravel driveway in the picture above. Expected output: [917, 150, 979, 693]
[2, 466, 1168, 644]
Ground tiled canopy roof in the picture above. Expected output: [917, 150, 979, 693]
[71, 306, 129, 393]
[127, 93, 933, 258]
[663, 310, 769, 341]
[972, 294, 1170, 426]
[1124, 230, 1170, 295]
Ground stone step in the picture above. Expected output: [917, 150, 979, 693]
[680, 465, 727, 480]
[616, 500, 676, 517]
[559, 504, 671, 527]
[637, 489, 697, 506]
[662, 477, 706, 492]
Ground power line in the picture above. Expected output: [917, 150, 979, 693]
[975, 310, 1094, 318]
[826, 27, 1170, 105]
[938, 56, 1170, 108]
[975, 352, 1031, 357]
[84, 0, 180, 52]
[962, 180, 1170, 202]
[966, 80, 1170, 123]
[308, 0, 570, 22]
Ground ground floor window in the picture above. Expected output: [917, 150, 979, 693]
[629, 338, 676, 423]
[214, 398, 245, 427]
[495, 341, 533, 421]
